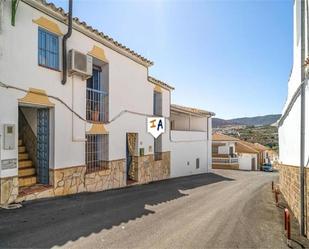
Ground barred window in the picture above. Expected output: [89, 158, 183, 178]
[87, 66, 107, 122]
[38, 28, 59, 70]
[154, 135, 162, 161]
[85, 134, 109, 173]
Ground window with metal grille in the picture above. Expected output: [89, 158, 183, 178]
[85, 134, 109, 173]
[153, 91, 162, 116]
[86, 66, 106, 122]
[38, 28, 59, 70]
[154, 135, 162, 161]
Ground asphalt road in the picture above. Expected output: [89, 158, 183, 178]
[0, 170, 307, 248]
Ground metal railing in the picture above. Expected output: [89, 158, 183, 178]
[212, 157, 239, 164]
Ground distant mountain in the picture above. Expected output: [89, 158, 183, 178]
[212, 114, 281, 128]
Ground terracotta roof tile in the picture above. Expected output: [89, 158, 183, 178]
[148, 76, 175, 90]
[172, 104, 215, 117]
[212, 133, 239, 141]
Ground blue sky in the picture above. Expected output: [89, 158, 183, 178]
[52, 0, 293, 119]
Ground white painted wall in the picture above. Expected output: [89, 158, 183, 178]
[0, 1, 171, 178]
[170, 113, 207, 132]
[171, 130, 209, 178]
[20, 107, 38, 136]
[238, 153, 257, 171]
[279, 0, 309, 167]
[216, 142, 235, 155]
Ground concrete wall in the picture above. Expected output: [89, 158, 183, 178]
[170, 130, 209, 178]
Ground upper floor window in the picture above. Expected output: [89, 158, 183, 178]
[87, 66, 106, 122]
[153, 91, 162, 116]
[38, 28, 59, 70]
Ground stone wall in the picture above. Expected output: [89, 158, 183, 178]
[278, 164, 302, 229]
[7, 154, 170, 204]
[84, 159, 126, 192]
[51, 165, 87, 196]
[0, 176, 18, 205]
[278, 164, 309, 237]
[138, 152, 170, 184]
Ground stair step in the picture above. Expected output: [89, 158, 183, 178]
[19, 167, 35, 177]
[19, 153, 29, 161]
[19, 176, 37, 187]
[18, 140, 22, 146]
[19, 160, 33, 168]
[18, 146, 26, 153]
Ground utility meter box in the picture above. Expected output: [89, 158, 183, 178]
[3, 124, 15, 150]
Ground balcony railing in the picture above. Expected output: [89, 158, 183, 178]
[212, 157, 239, 165]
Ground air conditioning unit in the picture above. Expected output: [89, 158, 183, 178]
[68, 49, 93, 79]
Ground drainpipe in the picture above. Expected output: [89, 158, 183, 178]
[61, 0, 73, 85]
[300, 0, 306, 236]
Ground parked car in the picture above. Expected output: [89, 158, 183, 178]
[262, 163, 273, 172]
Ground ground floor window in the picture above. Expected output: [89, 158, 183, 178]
[154, 135, 162, 161]
[85, 134, 108, 173]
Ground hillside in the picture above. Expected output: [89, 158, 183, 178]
[212, 114, 281, 128]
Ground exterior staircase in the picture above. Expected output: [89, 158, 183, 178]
[18, 139, 37, 187]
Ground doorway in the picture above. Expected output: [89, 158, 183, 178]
[18, 107, 50, 188]
[126, 133, 138, 184]
[251, 157, 256, 171]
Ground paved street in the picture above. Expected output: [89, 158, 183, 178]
[0, 170, 307, 248]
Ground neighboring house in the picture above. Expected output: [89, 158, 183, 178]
[170, 104, 214, 178]
[278, 0, 309, 237]
[235, 141, 259, 171]
[0, 0, 214, 205]
[253, 143, 271, 165]
[212, 133, 268, 171]
[212, 133, 239, 170]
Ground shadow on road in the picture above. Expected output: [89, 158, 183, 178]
[0, 172, 233, 248]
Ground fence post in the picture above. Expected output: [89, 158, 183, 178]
[272, 181, 274, 192]
[275, 188, 279, 207]
[284, 208, 291, 247]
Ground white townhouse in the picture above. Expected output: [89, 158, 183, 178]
[0, 0, 214, 205]
[278, 0, 309, 237]
[170, 104, 214, 178]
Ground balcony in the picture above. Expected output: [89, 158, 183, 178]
[212, 156, 239, 170]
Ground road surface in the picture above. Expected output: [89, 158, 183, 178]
[0, 170, 306, 248]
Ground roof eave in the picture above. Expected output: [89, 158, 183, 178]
[23, 0, 154, 68]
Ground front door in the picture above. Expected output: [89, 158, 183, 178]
[126, 133, 137, 181]
[37, 108, 49, 184]
[251, 157, 256, 171]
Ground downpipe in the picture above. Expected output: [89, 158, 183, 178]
[300, 77, 307, 236]
[61, 0, 73, 85]
[300, 0, 307, 236]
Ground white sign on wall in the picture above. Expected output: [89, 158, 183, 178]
[147, 117, 165, 138]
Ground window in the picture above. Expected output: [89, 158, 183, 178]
[153, 91, 162, 116]
[229, 146, 234, 156]
[87, 66, 106, 122]
[154, 135, 162, 161]
[85, 134, 108, 173]
[38, 28, 59, 70]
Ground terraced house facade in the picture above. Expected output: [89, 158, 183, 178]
[0, 0, 214, 205]
[0, 0, 176, 204]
